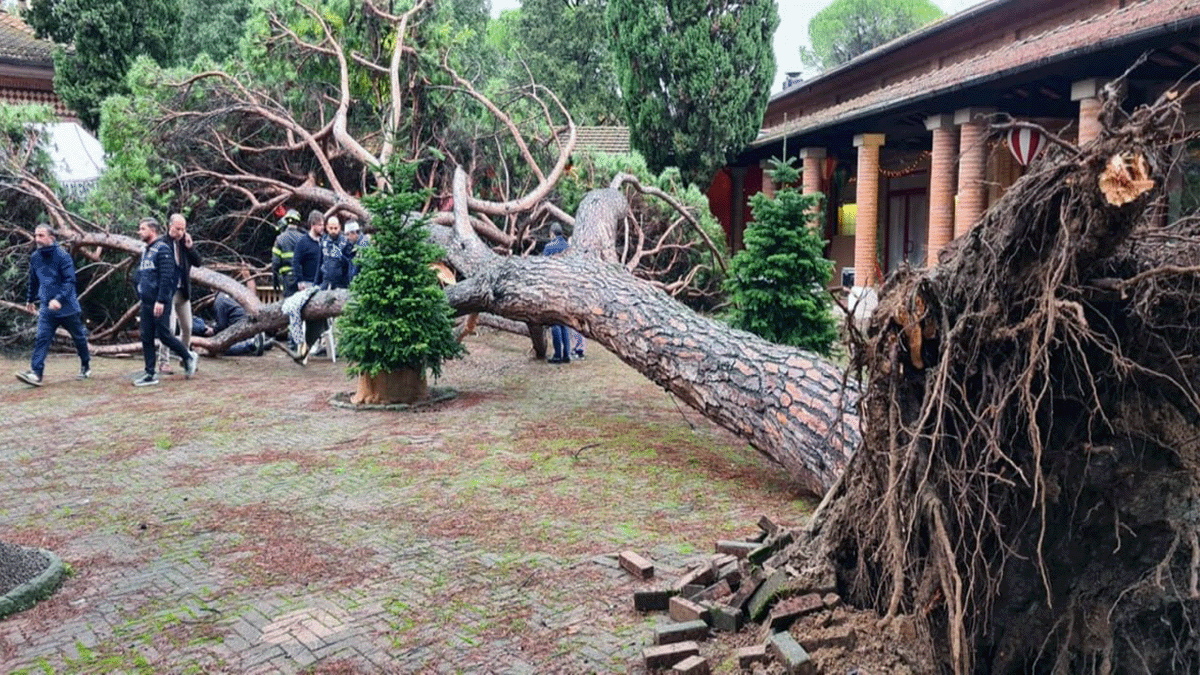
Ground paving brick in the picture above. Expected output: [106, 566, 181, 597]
[668, 596, 711, 624]
[768, 631, 815, 675]
[634, 588, 677, 612]
[674, 563, 716, 590]
[619, 550, 655, 579]
[747, 569, 791, 621]
[735, 644, 768, 669]
[767, 593, 825, 631]
[653, 619, 709, 645]
[757, 515, 780, 536]
[670, 654, 711, 674]
[726, 569, 763, 612]
[643, 640, 700, 670]
[709, 604, 744, 633]
[714, 540, 758, 558]
[692, 579, 731, 603]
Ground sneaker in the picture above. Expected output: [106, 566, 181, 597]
[16, 370, 42, 387]
[78, 365, 91, 379]
[133, 373, 159, 387]
[184, 351, 199, 378]
[254, 333, 266, 356]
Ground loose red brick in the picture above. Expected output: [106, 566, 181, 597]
[653, 619, 709, 645]
[643, 641, 700, 670]
[619, 550, 654, 580]
[633, 588, 676, 612]
[668, 595, 711, 623]
[715, 540, 758, 558]
[735, 644, 768, 669]
[670, 655, 711, 675]
[768, 593, 825, 630]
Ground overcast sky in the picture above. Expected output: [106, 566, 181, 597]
[489, 0, 990, 92]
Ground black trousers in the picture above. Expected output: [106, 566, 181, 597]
[140, 301, 189, 375]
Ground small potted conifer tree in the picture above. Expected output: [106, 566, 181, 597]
[338, 162, 464, 404]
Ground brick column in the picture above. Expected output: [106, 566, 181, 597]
[760, 159, 776, 199]
[801, 147, 826, 225]
[853, 134, 885, 287]
[800, 147, 825, 196]
[925, 114, 957, 263]
[954, 107, 993, 237]
[1072, 78, 1108, 146]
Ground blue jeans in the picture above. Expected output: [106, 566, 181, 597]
[140, 301, 190, 375]
[31, 311, 89, 377]
[550, 325, 569, 360]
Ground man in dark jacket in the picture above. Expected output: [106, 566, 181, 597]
[320, 215, 353, 290]
[16, 225, 91, 386]
[281, 210, 326, 363]
[134, 217, 197, 387]
[293, 210, 325, 291]
[157, 213, 203, 373]
[542, 222, 572, 363]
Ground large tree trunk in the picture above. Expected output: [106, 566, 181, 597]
[435, 167, 858, 495]
[445, 254, 859, 495]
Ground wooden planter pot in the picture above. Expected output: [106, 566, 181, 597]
[352, 368, 427, 405]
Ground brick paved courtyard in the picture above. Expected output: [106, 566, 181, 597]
[0, 329, 809, 674]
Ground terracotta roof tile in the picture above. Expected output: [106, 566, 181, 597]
[0, 11, 53, 64]
[754, 0, 1200, 147]
[562, 126, 631, 154]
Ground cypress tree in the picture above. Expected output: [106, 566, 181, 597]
[607, 0, 778, 187]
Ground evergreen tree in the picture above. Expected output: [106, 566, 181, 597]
[175, 0, 253, 65]
[606, 0, 778, 188]
[339, 162, 464, 381]
[25, 0, 180, 130]
[512, 0, 620, 125]
[800, 0, 944, 72]
[724, 159, 837, 355]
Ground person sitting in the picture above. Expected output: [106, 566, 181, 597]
[212, 292, 269, 356]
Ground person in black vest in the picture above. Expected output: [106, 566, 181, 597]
[134, 217, 197, 387]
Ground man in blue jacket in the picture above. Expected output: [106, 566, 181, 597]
[542, 222, 572, 363]
[16, 225, 91, 386]
[134, 217, 197, 387]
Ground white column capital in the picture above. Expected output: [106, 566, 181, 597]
[1071, 78, 1110, 101]
[925, 114, 955, 131]
[953, 107, 996, 125]
[853, 133, 886, 148]
[799, 147, 827, 159]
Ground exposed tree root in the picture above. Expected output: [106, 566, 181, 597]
[786, 77, 1200, 673]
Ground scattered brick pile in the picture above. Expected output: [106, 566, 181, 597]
[623, 517, 857, 675]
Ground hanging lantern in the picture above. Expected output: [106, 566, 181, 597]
[1007, 127, 1044, 166]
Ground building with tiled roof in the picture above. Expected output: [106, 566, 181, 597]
[559, 126, 631, 155]
[0, 9, 70, 117]
[0, 9, 102, 193]
[710, 0, 1200, 294]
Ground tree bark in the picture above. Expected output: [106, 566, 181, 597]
[445, 255, 859, 495]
